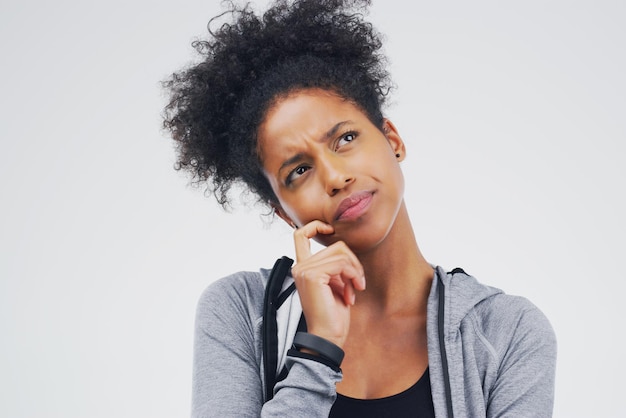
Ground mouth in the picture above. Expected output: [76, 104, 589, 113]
[334, 191, 374, 221]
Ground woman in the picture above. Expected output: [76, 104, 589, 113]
[163, 0, 556, 416]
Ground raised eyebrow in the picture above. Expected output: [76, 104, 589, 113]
[324, 120, 352, 141]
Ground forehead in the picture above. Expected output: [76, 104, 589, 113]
[257, 89, 365, 160]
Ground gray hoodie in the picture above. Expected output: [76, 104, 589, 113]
[192, 266, 556, 417]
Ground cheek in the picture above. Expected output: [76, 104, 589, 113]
[371, 148, 405, 189]
[393, 165, 405, 195]
[277, 192, 319, 226]
[389, 169, 405, 206]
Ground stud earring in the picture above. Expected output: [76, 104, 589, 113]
[396, 153, 400, 158]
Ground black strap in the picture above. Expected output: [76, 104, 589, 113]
[293, 332, 345, 367]
[438, 272, 454, 417]
[262, 256, 294, 401]
[276, 282, 296, 307]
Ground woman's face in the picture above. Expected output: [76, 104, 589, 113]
[257, 89, 406, 252]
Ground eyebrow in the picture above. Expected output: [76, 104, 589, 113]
[277, 120, 352, 176]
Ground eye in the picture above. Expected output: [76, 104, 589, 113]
[285, 165, 310, 185]
[335, 131, 357, 150]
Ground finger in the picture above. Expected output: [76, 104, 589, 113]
[294, 220, 334, 262]
[324, 242, 366, 290]
[344, 280, 356, 306]
[297, 254, 361, 285]
[326, 273, 356, 307]
[294, 247, 365, 294]
[311, 261, 362, 304]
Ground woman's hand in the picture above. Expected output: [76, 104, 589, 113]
[291, 220, 366, 348]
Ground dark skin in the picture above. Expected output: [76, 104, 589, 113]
[258, 88, 434, 399]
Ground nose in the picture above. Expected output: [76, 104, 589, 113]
[319, 153, 354, 196]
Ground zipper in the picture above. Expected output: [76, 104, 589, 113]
[438, 272, 454, 417]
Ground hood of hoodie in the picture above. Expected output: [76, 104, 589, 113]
[432, 265, 503, 339]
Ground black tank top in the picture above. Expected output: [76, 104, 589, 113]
[328, 367, 435, 418]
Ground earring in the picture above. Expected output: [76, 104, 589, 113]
[396, 153, 401, 158]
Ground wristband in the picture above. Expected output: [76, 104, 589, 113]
[293, 332, 345, 367]
[287, 349, 341, 373]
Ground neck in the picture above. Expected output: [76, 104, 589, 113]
[353, 202, 433, 315]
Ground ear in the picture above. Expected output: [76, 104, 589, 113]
[382, 119, 406, 162]
[272, 203, 297, 229]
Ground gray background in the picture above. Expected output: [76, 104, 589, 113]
[1, 0, 624, 416]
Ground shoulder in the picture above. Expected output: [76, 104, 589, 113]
[477, 292, 556, 352]
[438, 268, 556, 413]
[198, 269, 268, 304]
[473, 293, 555, 342]
[462, 280, 556, 366]
[442, 267, 554, 339]
[440, 266, 556, 357]
[195, 269, 270, 333]
[465, 283, 557, 414]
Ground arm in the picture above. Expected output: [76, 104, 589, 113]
[262, 353, 341, 416]
[487, 300, 557, 418]
[191, 273, 341, 418]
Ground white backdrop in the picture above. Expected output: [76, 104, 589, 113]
[1, 1, 624, 417]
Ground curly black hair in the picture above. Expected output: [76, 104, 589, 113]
[162, 0, 392, 209]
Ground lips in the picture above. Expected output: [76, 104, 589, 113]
[334, 191, 374, 221]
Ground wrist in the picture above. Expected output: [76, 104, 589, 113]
[305, 326, 346, 348]
[292, 332, 345, 367]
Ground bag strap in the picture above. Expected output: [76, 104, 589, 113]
[262, 256, 294, 401]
